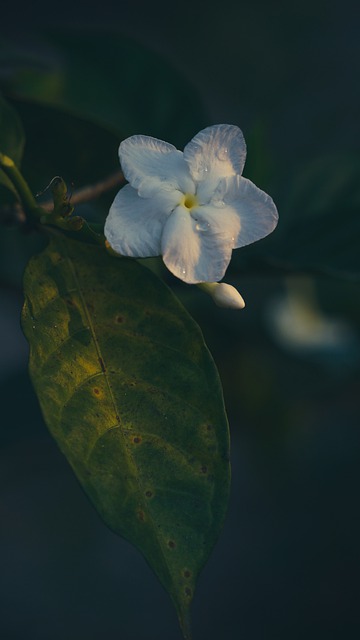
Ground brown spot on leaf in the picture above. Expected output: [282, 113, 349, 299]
[137, 510, 145, 522]
[200, 465, 208, 474]
[145, 490, 153, 498]
[183, 570, 191, 578]
[200, 423, 216, 441]
[133, 436, 142, 444]
[168, 540, 176, 549]
[93, 387, 100, 396]
[116, 315, 124, 323]
[184, 587, 192, 597]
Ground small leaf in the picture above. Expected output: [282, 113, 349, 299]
[0, 94, 25, 202]
[22, 236, 230, 637]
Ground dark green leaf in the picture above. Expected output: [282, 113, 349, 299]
[11, 101, 120, 209]
[1, 30, 207, 147]
[230, 154, 360, 280]
[0, 94, 24, 163]
[21, 236, 230, 638]
[0, 94, 25, 202]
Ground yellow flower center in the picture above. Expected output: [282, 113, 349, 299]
[181, 193, 198, 210]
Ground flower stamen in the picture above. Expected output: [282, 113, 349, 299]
[181, 193, 198, 210]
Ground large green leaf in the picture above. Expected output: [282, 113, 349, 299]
[21, 236, 230, 638]
[0, 94, 24, 202]
[1, 30, 206, 147]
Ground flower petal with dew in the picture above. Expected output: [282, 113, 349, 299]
[105, 124, 278, 287]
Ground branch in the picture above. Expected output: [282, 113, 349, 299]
[0, 156, 125, 245]
[40, 170, 125, 211]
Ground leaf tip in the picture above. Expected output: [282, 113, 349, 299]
[178, 604, 192, 640]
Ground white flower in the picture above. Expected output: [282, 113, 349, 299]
[105, 124, 278, 284]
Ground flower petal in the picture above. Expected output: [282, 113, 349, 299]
[183, 124, 247, 202]
[220, 175, 279, 248]
[119, 134, 194, 197]
[190, 201, 241, 247]
[161, 207, 232, 284]
[105, 184, 175, 257]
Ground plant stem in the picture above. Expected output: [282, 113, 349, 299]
[0, 152, 112, 247]
[0, 152, 43, 220]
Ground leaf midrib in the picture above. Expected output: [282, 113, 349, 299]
[60, 239, 177, 591]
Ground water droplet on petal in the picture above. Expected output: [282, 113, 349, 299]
[182, 268, 186, 275]
[195, 222, 211, 232]
[197, 161, 209, 178]
[216, 147, 229, 161]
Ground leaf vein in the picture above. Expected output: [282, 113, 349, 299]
[107, 371, 205, 418]
[33, 287, 78, 320]
[60, 241, 175, 579]
[38, 326, 92, 373]
[60, 371, 106, 414]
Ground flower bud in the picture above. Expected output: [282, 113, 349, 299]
[198, 282, 245, 309]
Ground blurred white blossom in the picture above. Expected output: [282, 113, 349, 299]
[267, 279, 359, 365]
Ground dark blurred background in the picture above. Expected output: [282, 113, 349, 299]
[1, 1, 360, 638]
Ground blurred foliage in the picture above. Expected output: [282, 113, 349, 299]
[0, 29, 206, 145]
[0, 95, 24, 167]
[231, 152, 360, 280]
[0, 94, 24, 200]
[13, 102, 120, 198]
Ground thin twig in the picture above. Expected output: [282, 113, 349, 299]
[40, 170, 125, 211]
